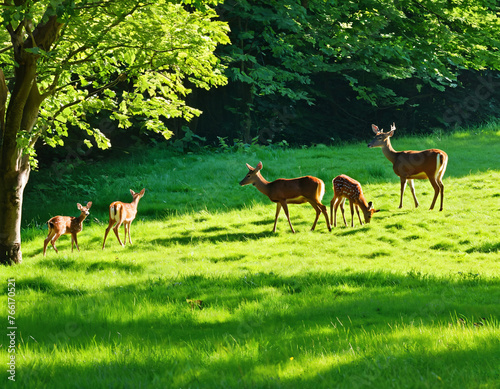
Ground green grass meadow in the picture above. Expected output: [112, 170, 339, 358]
[2, 126, 500, 388]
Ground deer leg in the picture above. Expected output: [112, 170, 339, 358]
[310, 202, 329, 231]
[332, 197, 341, 227]
[273, 203, 282, 233]
[399, 178, 408, 208]
[330, 197, 336, 227]
[349, 201, 355, 227]
[428, 179, 441, 211]
[126, 222, 133, 244]
[438, 179, 444, 211]
[50, 233, 62, 254]
[102, 220, 116, 249]
[281, 201, 296, 234]
[122, 223, 128, 245]
[72, 233, 80, 252]
[355, 204, 363, 226]
[436, 156, 447, 211]
[309, 198, 328, 231]
[319, 203, 331, 231]
[43, 230, 55, 256]
[113, 222, 125, 246]
[339, 199, 347, 227]
[310, 204, 321, 231]
[408, 179, 419, 208]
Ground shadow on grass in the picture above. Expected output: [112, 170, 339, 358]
[38, 257, 144, 274]
[337, 226, 371, 236]
[466, 242, 500, 253]
[150, 231, 274, 246]
[13, 268, 500, 387]
[16, 276, 86, 296]
[179, 254, 247, 263]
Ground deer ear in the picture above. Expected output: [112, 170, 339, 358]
[139, 188, 146, 196]
[256, 161, 263, 171]
[371, 124, 380, 134]
[77, 203, 83, 210]
[86, 201, 92, 209]
[245, 163, 254, 171]
[130, 189, 135, 196]
[368, 201, 373, 210]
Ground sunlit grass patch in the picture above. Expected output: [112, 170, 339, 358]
[3, 126, 500, 388]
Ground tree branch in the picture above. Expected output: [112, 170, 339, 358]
[48, 72, 127, 122]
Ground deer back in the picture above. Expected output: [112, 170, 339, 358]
[268, 176, 324, 202]
[48, 202, 92, 234]
[110, 202, 138, 222]
[333, 175, 366, 204]
[393, 149, 447, 179]
[109, 188, 145, 222]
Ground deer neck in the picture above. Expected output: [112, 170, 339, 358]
[356, 195, 369, 213]
[253, 172, 272, 196]
[130, 197, 141, 209]
[381, 138, 398, 164]
[355, 195, 373, 221]
[77, 212, 88, 224]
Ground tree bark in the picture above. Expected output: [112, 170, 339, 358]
[0, 11, 63, 265]
[0, 70, 38, 265]
[0, 165, 30, 265]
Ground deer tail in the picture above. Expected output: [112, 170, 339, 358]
[318, 179, 325, 201]
[436, 152, 448, 179]
[110, 204, 120, 221]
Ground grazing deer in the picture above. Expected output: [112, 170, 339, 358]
[102, 188, 145, 249]
[43, 202, 92, 256]
[331, 175, 379, 227]
[239, 162, 331, 233]
[368, 123, 448, 211]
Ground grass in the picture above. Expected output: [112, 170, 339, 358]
[1, 125, 500, 388]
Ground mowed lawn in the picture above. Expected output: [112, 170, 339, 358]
[2, 127, 500, 388]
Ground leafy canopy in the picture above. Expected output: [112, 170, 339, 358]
[220, 0, 500, 107]
[0, 0, 229, 159]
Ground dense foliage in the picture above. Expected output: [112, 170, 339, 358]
[187, 0, 500, 145]
[0, 0, 229, 158]
[34, 0, 500, 161]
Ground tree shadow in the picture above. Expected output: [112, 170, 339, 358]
[12, 268, 500, 387]
[38, 257, 144, 274]
[150, 231, 274, 246]
[16, 276, 87, 297]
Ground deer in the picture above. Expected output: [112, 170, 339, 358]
[330, 175, 379, 227]
[239, 162, 331, 233]
[368, 123, 448, 211]
[102, 188, 145, 249]
[43, 202, 92, 256]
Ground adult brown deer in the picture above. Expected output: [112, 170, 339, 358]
[43, 202, 92, 256]
[368, 123, 448, 211]
[239, 162, 331, 233]
[102, 188, 145, 249]
[330, 175, 379, 227]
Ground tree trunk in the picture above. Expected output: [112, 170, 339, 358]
[0, 13, 63, 265]
[0, 166, 30, 265]
[0, 55, 40, 266]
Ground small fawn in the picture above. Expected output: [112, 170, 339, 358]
[102, 188, 145, 249]
[43, 202, 92, 256]
[330, 175, 379, 227]
[239, 162, 330, 233]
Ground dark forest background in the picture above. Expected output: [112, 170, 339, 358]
[35, 0, 500, 166]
